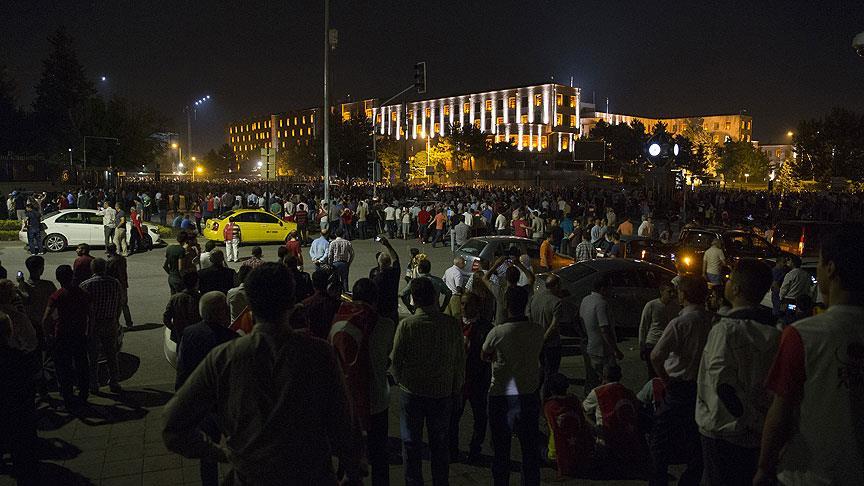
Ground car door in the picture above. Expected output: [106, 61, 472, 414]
[606, 269, 644, 330]
[85, 212, 106, 245]
[52, 212, 93, 245]
[235, 212, 260, 242]
[255, 211, 286, 241]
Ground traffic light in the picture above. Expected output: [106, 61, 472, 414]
[414, 62, 427, 94]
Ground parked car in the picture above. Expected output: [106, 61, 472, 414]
[769, 220, 841, 264]
[202, 208, 297, 244]
[595, 235, 677, 271]
[18, 209, 163, 252]
[455, 236, 574, 273]
[672, 226, 787, 276]
[536, 259, 676, 336]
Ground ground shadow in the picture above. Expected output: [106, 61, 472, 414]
[35, 437, 81, 462]
[116, 352, 141, 383]
[35, 399, 77, 432]
[123, 322, 162, 332]
[116, 387, 173, 409]
[75, 401, 148, 427]
[0, 461, 95, 486]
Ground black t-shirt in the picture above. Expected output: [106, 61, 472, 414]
[370, 261, 401, 319]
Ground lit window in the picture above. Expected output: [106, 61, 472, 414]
[725, 121, 731, 130]
[521, 114, 528, 124]
[534, 94, 542, 106]
[485, 100, 492, 111]
[376, 114, 382, 123]
[509, 135, 517, 144]
[713, 122, 720, 130]
[474, 119, 480, 129]
[569, 96, 576, 108]
[300, 128, 304, 136]
[231, 136, 234, 143]
[496, 116, 504, 125]
[365, 109, 372, 119]
[425, 107, 431, 117]
[556, 94, 563, 106]
[342, 112, 351, 121]
[740, 120, 745, 129]
[302, 116, 307, 124]
[522, 135, 530, 146]
[531, 136, 539, 148]
[463, 102, 470, 114]
[391, 112, 398, 121]
[407, 111, 413, 120]
[292, 129, 296, 137]
[562, 137, 569, 150]
[281, 141, 285, 148]
[444, 104, 450, 116]
[747, 121, 751, 130]
[569, 115, 576, 127]
[434, 123, 440, 133]
[310, 114, 314, 123]
[416, 124, 422, 134]
[541, 136, 548, 149]
[508, 97, 516, 108]
[713, 134, 720, 142]
[556, 114, 563, 126]
[496, 135, 505, 142]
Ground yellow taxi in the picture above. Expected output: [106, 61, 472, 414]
[202, 208, 297, 244]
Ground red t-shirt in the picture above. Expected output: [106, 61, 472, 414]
[765, 325, 806, 405]
[434, 213, 446, 230]
[418, 210, 431, 226]
[48, 287, 90, 339]
[513, 219, 528, 238]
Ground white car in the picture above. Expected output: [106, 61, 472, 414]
[19, 209, 164, 252]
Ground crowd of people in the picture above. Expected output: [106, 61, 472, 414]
[2, 179, 864, 486]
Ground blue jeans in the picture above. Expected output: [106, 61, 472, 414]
[27, 228, 41, 254]
[332, 261, 350, 293]
[400, 390, 452, 486]
[706, 273, 723, 285]
[489, 393, 541, 486]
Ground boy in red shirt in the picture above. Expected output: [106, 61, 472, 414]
[543, 373, 595, 478]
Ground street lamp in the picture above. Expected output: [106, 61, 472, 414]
[786, 131, 794, 138]
[184, 95, 211, 165]
[744, 172, 750, 184]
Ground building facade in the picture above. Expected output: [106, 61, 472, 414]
[227, 83, 582, 171]
[758, 143, 794, 167]
[580, 111, 753, 143]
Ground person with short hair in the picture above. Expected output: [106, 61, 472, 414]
[702, 238, 727, 285]
[43, 265, 90, 406]
[482, 285, 545, 486]
[580, 275, 623, 395]
[105, 243, 133, 328]
[399, 258, 451, 314]
[199, 240, 217, 269]
[778, 254, 812, 304]
[73, 243, 95, 284]
[755, 228, 864, 486]
[300, 267, 342, 339]
[325, 230, 354, 292]
[573, 230, 596, 262]
[80, 257, 123, 393]
[696, 259, 778, 486]
[649, 275, 713, 486]
[241, 246, 265, 271]
[638, 282, 679, 378]
[198, 249, 236, 295]
[164, 232, 189, 294]
[101, 200, 117, 247]
[528, 273, 571, 396]
[583, 365, 644, 469]
[369, 237, 401, 325]
[163, 272, 201, 344]
[163, 263, 364, 485]
[223, 217, 241, 263]
[114, 202, 128, 256]
[391, 277, 465, 486]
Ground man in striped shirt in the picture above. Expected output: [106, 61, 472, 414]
[325, 230, 354, 292]
[391, 277, 465, 486]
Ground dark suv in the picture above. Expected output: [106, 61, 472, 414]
[674, 226, 786, 276]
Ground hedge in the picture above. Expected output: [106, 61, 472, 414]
[0, 230, 20, 241]
[0, 220, 22, 231]
[0, 220, 175, 241]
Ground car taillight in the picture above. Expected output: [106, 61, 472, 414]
[212, 221, 219, 231]
[798, 226, 805, 255]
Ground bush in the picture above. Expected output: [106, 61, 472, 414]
[0, 229, 21, 241]
[0, 220, 22, 231]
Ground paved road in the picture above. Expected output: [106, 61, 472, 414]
[0, 238, 666, 485]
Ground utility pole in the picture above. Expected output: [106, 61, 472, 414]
[323, 0, 331, 208]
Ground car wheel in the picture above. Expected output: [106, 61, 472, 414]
[44, 233, 67, 252]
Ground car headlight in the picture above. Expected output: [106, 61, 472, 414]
[683, 256, 692, 266]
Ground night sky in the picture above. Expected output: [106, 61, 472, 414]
[2, 0, 863, 153]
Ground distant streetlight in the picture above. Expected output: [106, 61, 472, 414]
[100, 76, 107, 82]
[745, 172, 750, 184]
[68, 148, 73, 170]
[786, 131, 794, 138]
[196, 166, 203, 173]
[184, 95, 211, 165]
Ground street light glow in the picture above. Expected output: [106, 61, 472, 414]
[648, 143, 661, 157]
[171, 143, 178, 149]
[787, 131, 794, 137]
[100, 76, 107, 82]
[196, 166, 203, 173]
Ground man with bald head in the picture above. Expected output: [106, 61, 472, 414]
[527, 272, 571, 395]
[175, 291, 238, 485]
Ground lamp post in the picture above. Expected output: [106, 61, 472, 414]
[745, 172, 750, 185]
[184, 95, 211, 166]
[67, 147, 73, 168]
[323, 0, 337, 209]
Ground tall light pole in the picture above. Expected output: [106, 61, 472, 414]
[323, 0, 333, 208]
[67, 148, 73, 168]
[184, 95, 211, 165]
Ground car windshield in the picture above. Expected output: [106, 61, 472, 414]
[219, 210, 236, 219]
[557, 263, 597, 283]
[458, 239, 487, 255]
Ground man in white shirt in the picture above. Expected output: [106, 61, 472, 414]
[101, 201, 117, 247]
[638, 216, 655, 238]
[638, 282, 679, 378]
[579, 276, 623, 395]
[778, 255, 812, 302]
[703, 238, 727, 285]
[383, 204, 396, 238]
[495, 212, 508, 235]
[443, 256, 469, 295]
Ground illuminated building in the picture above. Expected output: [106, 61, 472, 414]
[227, 107, 319, 163]
[580, 109, 754, 143]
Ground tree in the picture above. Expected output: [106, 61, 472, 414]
[376, 137, 402, 182]
[489, 139, 516, 169]
[775, 152, 797, 192]
[32, 28, 96, 160]
[445, 122, 488, 171]
[682, 117, 720, 175]
[793, 108, 864, 182]
[588, 119, 646, 173]
[0, 64, 28, 152]
[718, 141, 770, 183]
[330, 112, 372, 178]
[78, 95, 165, 170]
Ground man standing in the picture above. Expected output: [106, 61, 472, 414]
[430, 209, 447, 248]
[175, 291, 238, 486]
[391, 277, 464, 486]
[294, 202, 309, 243]
[573, 230, 597, 262]
[399, 259, 451, 314]
[329, 279, 396, 486]
[443, 256, 469, 298]
[528, 273, 570, 395]
[649, 275, 713, 486]
[80, 258, 123, 393]
[106, 244, 133, 328]
[778, 255, 812, 304]
[638, 282, 679, 378]
[579, 276, 623, 395]
[417, 205, 431, 242]
[356, 200, 368, 240]
[453, 218, 471, 247]
[369, 237, 401, 326]
[696, 259, 778, 486]
[113, 202, 128, 256]
[539, 233, 555, 272]
[483, 285, 545, 486]
[164, 232, 188, 294]
[617, 216, 633, 237]
[240, 246, 265, 271]
[43, 265, 90, 407]
[163, 263, 364, 485]
[755, 228, 864, 486]
[223, 217, 240, 263]
[702, 238, 727, 285]
[309, 229, 330, 268]
[495, 211, 508, 236]
[325, 230, 354, 292]
[163, 273, 202, 344]
[198, 250, 235, 295]
[101, 201, 117, 248]
[73, 243, 95, 285]
[638, 216, 655, 238]
[22, 203, 42, 255]
[384, 202, 397, 238]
